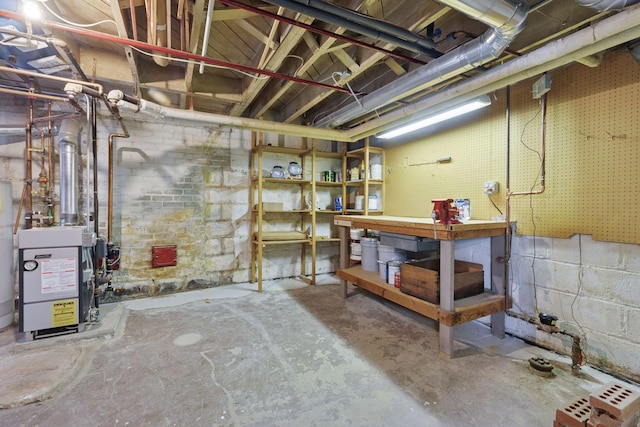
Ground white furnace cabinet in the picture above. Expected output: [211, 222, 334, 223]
[18, 227, 93, 339]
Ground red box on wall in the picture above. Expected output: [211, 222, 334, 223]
[152, 245, 177, 267]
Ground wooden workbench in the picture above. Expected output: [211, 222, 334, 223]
[334, 215, 510, 357]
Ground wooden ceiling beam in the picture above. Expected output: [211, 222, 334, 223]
[182, 0, 206, 108]
[109, 0, 140, 94]
[236, 20, 280, 51]
[227, 14, 315, 117]
[279, 6, 450, 124]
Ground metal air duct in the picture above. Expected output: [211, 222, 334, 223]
[58, 118, 83, 225]
[316, 0, 528, 128]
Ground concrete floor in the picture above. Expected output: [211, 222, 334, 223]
[0, 274, 637, 426]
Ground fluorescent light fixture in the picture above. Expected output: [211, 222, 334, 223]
[377, 95, 492, 139]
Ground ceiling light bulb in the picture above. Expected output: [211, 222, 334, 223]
[22, 1, 43, 20]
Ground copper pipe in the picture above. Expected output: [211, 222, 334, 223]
[0, 87, 70, 102]
[0, 65, 103, 94]
[13, 183, 27, 234]
[108, 126, 130, 242]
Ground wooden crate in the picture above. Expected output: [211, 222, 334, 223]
[399, 259, 484, 304]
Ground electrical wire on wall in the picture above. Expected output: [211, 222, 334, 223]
[520, 105, 543, 313]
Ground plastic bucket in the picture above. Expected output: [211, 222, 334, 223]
[360, 237, 378, 272]
[370, 164, 382, 180]
[378, 260, 387, 281]
[350, 228, 364, 240]
[387, 260, 402, 285]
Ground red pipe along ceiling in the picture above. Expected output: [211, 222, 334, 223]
[0, 9, 363, 96]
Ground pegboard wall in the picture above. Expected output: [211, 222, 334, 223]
[384, 50, 640, 244]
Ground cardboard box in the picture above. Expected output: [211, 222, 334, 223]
[399, 259, 484, 304]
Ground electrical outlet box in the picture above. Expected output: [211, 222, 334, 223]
[483, 181, 498, 195]
[532, 73, 552, 99]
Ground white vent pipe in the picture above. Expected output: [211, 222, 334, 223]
[315, 0, 528, 128]
[112, 94, 347, 141]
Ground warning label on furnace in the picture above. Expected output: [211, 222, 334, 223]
[41, 258, 77, 294]
[52, 299, 77, 327]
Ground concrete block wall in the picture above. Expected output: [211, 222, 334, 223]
[102, 118, 252, 295]
[508, 233, 640, 381]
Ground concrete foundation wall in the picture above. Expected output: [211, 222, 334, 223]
[507, 233, 640, 381]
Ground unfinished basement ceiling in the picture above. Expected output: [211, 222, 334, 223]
[0, 0, 638, 132]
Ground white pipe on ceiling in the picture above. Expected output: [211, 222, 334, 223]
[115, 97, 348, 141]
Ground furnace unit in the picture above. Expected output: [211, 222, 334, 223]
[19, 227, 94, 339]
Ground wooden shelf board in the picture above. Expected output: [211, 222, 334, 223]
[316, 210, 341, 214]
[337, 265, 506, 327]
[256, 146, 309, 156]
[262, 178, 311, 185]
[334, 215, 507, 240]
[315, 181, 343, 187]
[345, 180, 383, 186]
[347, 147, 383, 156]
[258, 209, 312, 214]
[316, 151, 342, 159]
[255, 231, 309, 241]
[255, 240, 311, 246]
[316, 238, 341, 243]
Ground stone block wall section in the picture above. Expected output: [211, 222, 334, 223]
[104, 120, 252, 295]
[508, 233, 640, 382]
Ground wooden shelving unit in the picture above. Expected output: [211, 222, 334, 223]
[250, 133, 342, 291]
[343, 138, 384, 216]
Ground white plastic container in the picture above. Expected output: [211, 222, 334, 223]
[350, 228, 364, 240]
[368, 195, 378, 210]
[387, 260, 402, 285]
[377, 260, 387, 280]
[355, 195, 365, 210]
[360, 237, 378, 272]
[350, 242, 362, 256]
[370, 164, 383, 180]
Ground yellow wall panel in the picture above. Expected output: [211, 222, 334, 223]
[384, 51, 640, 244]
